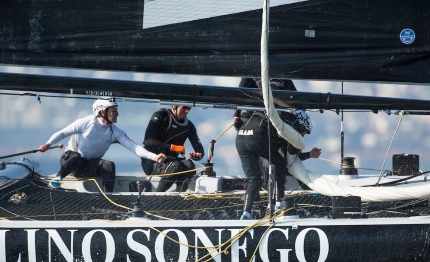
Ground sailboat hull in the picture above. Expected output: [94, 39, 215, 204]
[1, 159, 430, 261]
[2, 218, 430, 261]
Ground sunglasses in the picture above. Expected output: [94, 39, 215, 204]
[182, 106, 192, 110]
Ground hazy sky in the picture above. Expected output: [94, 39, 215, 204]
[1, 65, 430, 179]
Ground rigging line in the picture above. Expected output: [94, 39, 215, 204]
[341, 82, 344, 162]
[36, 94, 96, 100]
[386, 198, 430, 210]
[106, 220, 224, 251]
[142, 211, 174, 221]
[0, 206, 36, 221]
[205, 123, 234, 164]
[199, 218, 271, 262]
[1, 92, 157, 103]
[193, 84, 197, 107]
[0, 92, 37, 96]
[234, 89, 264, 103]
[364, 172, 425, 187]
[214, 123, 234, 141]
[148, 167, 206, 178]
[319, 157, 390, 172]
[106, 218, 269, 257]
[250, 223, 275, 262]
[376, 111, 404, 186]
[328, 109, 378, 113]
[366, 210, 410, 216]
[146, 202, 244, 212]
[190, 158, 205, 168]
[1, 211, 127, 220]
[49, 191, 58, 221]
[286, 186, 307, 194]
[84, 178, 132, 211]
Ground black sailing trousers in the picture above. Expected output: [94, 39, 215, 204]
[235, 139, 265, 214]
[58, 150, 116, 192]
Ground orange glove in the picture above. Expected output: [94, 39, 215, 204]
[170, 144, 185, 154]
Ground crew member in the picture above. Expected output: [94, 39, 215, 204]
[39, 99, 167, 191]
[142, 105, 204, 192]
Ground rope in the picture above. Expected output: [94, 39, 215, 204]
[147, 167, 206, 178]
[376, 111, 404, 185]
[319, 157, 390, 173]
[215, 123, 234, 141]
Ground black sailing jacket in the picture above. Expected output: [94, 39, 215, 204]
[143, 109, 204, 158]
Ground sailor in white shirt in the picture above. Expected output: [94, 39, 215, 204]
[39, 99, 167, 191]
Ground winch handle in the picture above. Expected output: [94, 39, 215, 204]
[207, 139, 216, 163]
[0, 144, 64, 160]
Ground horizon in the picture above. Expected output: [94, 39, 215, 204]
[1, 65, 430, 179]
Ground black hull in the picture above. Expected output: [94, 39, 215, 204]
[2, 213, 430, 261]
[2, 170, 430, 261]
[2, 222, 430, 261]
[1, 0, 429, 84]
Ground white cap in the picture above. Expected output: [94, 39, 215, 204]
[92, 99, 118, 116]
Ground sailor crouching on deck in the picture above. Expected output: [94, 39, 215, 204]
[141, 105, 204, 192]
[38, 99, 167, 192]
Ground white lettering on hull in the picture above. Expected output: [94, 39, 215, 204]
[47, 229, 76, 262]
[25, 229, 37, 262]
[259, 228, 291, 262]
[0, 230, 9, 262]
[192, 229, 223, 262]
[82, 229, 115, 261]
[0, 226, 330, 261]
[127, 229, 152, 261]
[155, 229, 188, 262]
[295, 228, 329, 262]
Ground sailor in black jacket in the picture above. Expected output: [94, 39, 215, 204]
[141, 105, 204, 192]
[234, 78, 320, 218]
[235, 110, 287, 220]
[236, 109, 318, 220]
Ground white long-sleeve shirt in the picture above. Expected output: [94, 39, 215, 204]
[46, 115, 157, 161]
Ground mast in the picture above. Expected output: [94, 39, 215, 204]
[341, 82, 344, 162]
[261, 0, 273, 218]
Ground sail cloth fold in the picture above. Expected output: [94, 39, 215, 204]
[260, 75, 305, 149]
[260, 0, 430, 202]
[260, 67, 430, 201]
[287, 153, 430, 202]
[260, 0, 305, 151]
